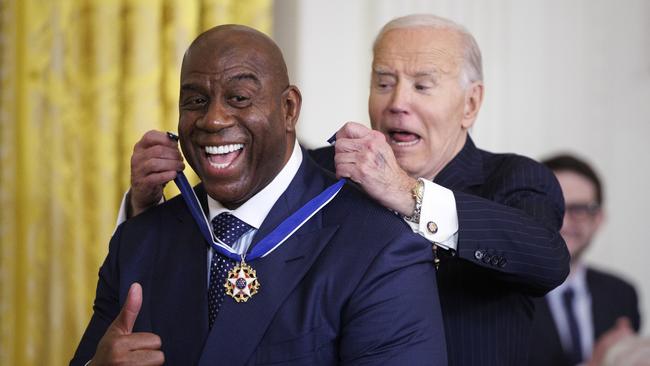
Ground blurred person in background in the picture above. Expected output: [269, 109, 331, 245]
[528, 154, 641, 366]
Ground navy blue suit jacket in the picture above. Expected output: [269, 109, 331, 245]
[71, 153, 447, 365]
[527, 267, 640, 366]
[310, 137, 570, 366]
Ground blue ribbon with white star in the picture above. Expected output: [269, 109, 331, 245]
[173, 166, 345, 262]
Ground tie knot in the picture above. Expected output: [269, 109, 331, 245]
[211, 212, 253, 247]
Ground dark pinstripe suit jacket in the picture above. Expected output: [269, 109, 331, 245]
[527, 267, 640, 366]
[310, 136, 570, 366]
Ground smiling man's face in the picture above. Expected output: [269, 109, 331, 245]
[178, 26, 299, 208]
[369, 27, 479, 180]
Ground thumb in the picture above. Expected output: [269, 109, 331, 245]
[113, 282, 143, 334]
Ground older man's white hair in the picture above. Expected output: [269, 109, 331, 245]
[373, 14, 483, 89]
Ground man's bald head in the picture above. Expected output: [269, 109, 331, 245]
[183, 24, 289, 90]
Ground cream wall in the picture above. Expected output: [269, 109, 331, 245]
[274, 0, 650, 334]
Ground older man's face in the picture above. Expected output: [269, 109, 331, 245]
[369, 27, 477, 180]
[178, 30, 297, 208]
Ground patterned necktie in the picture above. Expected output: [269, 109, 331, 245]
[562, 287, 583, 364]
[208, 212, 253, 328]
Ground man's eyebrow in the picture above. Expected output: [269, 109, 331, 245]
[227, 72, 261, 86]
[372, 69, 438, 79]
[373, 67, 394, 76]
[180, 83, 204, 93]
[414, 69, 438, 76]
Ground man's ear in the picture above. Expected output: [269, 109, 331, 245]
[282, 85, 302, 132]
[461, 81, 484, 130]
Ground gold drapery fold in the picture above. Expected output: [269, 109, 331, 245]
[0, 1, 271, 365]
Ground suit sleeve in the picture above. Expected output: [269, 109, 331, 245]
[69, 226, 124, 365]
[453, 158, 570, 296]
[338, 230, 447, 365]
[114, 190, 165, 231]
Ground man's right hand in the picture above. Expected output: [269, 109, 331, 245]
[91, 283, 164, 365]
[333, 122, 418, 217]
[129, 130, 184, 217]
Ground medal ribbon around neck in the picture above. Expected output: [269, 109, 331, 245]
[168, 132, 343, 302]
[172, 166, 345, 263]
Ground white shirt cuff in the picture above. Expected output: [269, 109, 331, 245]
[114, 190, 165, 233]
[115, 191, 130, 230]
[404, 179, 459, 250]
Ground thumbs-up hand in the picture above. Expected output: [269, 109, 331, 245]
[91, 283, 164, 365]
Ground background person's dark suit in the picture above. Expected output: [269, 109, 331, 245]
[311, 136, 570, 366]
[71, 154, 447, 365]
[527, 267, 640, 366]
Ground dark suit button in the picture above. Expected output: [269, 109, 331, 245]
[491, 256, 500, 266]
[498, 257, 507, 267]
[482, 253, 492, 263]
[474, 250, 484, 260]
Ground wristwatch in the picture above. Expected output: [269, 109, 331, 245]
[404, 178, 424, 223]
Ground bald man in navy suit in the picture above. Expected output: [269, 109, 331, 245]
[71, 25, 446, 365]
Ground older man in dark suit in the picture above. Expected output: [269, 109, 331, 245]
[71, 24, 446, 365]
[118, 15, 570, 366]
[313, 14, 569, 365]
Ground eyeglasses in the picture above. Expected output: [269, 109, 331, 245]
[565, 203, 600, 220]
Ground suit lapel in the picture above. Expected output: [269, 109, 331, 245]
[149, 191, 210, 363]
[198, 156, 341, 365]
[433, 136, 484, 190]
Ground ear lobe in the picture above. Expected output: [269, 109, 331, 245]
[461, 82, 484, 129]
[282, 86, 302, 132]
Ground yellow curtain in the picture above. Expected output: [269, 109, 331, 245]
[0, 0, 271, 365]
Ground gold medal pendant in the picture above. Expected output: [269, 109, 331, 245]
[224, 260, 260, 302]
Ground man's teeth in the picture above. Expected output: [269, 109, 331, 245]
[394, 140, 418, 146]
[205, 144, 244, 155]
[205, 144, 244, 169]
[391, 138, 419, 147]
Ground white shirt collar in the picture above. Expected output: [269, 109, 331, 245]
[207, 140, 302, 228]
